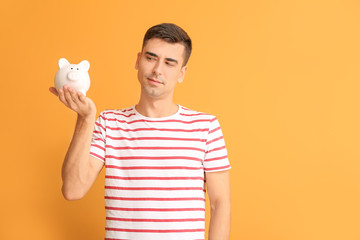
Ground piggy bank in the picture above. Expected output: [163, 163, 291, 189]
[54, 58, 90, 96]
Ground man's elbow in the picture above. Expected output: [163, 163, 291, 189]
[210, 198, 231, 215]
[62, 186, 85, 201]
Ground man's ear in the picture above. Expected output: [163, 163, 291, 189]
[135, 52, 141, 70]
[178, 65, 188, 83]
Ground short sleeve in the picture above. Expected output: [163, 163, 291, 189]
[90, 112, 106, 162]
[203, 117, 231, 172]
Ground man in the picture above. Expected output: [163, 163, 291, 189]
[50, 23, 231, 240]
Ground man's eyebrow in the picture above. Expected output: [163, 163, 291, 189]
[165, 58, 178, 64]
[145, 51, 178, 65]
[145, 51, 158, 58]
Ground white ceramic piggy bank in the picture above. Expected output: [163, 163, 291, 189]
[54, 58, 90, 96]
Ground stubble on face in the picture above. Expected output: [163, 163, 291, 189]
[136, 69, 166, 98]
[141, 81, 164, 99]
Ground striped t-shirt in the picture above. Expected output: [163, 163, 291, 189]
[90, 105, 231, 240]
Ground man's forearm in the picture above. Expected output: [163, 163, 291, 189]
[208, 202, 231, 240]
[61, 115, 95, 200]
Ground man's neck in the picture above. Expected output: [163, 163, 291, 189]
[136, 95, 179, 118]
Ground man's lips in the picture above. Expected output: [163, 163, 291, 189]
[148, 78, 163, 84]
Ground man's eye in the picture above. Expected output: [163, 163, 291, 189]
[146, 56, 154, 61]
[166, 62, 174, 66]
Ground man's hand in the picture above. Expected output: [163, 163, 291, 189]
[49, 85, 96, 120]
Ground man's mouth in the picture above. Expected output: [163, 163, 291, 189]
[148, 78, 163, 84]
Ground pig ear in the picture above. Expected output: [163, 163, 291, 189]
[79, 60, 90, 71]
[58, 58, 70, 69]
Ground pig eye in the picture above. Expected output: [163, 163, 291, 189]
[71, 67, 73, 70]
[77, 68, 79, 70]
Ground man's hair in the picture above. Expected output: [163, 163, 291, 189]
[142, 23, 192, 66]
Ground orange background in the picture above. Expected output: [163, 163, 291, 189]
[1, 0, 360, 239]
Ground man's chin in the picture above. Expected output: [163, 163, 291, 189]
[142, 87, 164, 99]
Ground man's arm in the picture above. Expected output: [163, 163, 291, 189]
[50, 85, 104, 200]
[61, 116, 104, 200]
[206, 170, 231, 240]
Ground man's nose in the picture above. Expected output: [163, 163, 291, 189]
[152, 61, 162, 76]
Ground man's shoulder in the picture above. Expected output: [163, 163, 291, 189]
[98, 106, 136, 119]
[179, 106, 217, 120]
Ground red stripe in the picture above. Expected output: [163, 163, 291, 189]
[106, 135, 206, 142]
[105, 196, 205, 201]
[105, 227, 205, 233]
[104, 112, 136, 118]
[180, 113, 209, 116]
[106, 155, 202, 162]
[95, 121, 106, 131]
[180, 106, 192, 111]
[206, 145, 226, 154]
[210, 117, 217, 122]
[105, 145, 205, 152]
[106, 165, 203, 170]
[206, 136, 224, 145]
[106, 217, 205, 222]
[90, 152, 105, 161]
[209, 126, 221, 134]
[205, 155, 228, 162]
[91, 144, 105, 151]
[100, 115, 211, 124]
[121, 108, 134, 112]
[103, 126, 209, 132]
[92, 137, 105, 142]
[204, 165, 231, 171]
[105, 175, 204, 181]
[105, 186, 205, 191]
[105, 206, 205, 212]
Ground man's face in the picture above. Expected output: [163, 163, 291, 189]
[135, 38, 187, 100]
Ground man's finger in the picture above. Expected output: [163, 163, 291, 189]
[63, 87, 76, 108]
[78, 92, 87, 103]
[68, 87, 81, 104]
[58, 88, 69, 107]
[49, 87, 59, 97]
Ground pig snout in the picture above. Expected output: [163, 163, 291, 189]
[67, 72, 83, 81]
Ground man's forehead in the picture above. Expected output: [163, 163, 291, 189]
[143, 38, 185, 58]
